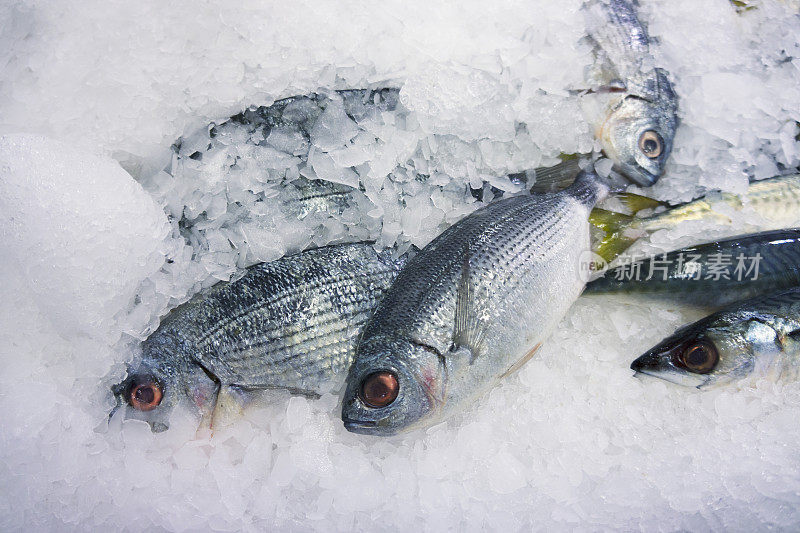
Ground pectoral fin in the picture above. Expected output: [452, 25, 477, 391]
[451, 256, 490, 365]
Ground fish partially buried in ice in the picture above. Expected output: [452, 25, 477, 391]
[341, 170, 613, 436]
[111, 243, 408, 432]
[584, 229, 800, 308]
[590, 173, 800, 262]
[631, 287, 800, 388]
[581, 0, 679, 186]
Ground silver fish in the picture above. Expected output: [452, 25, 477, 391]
[341, 171, 610, 435]
[582, 0, 679, 186]
[112, 242, 408, 432]
[631, 287, 800, 388]
[584, 229, 800, 308]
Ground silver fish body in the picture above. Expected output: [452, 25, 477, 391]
[585, 229, 800, 307]
[631, 287, 800, 388]
[341, 172, 609, 435]
[112, 242, 407, 431]
[582, 0, 679, 186]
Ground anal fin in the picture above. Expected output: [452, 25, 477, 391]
[501, 343, 542, 379]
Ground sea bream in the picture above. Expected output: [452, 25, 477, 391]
[341, 170, 612, 435]
[112, 243, 408, 432]
[631, 287, 800, 388]
[581, 0, 679, 186]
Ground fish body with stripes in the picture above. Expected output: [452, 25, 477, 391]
[111, 243, 408, 432]
[341, 171, 611, 435]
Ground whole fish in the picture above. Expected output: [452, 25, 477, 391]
[591, 173, 800, 261]
[631, 287, 800, 388]
[341, 171, 610, 435]
[584, 229, 800, 307]
[169, 88, 400, 221]
[112, 243, 408, 432]
[581, 0, 679, 186]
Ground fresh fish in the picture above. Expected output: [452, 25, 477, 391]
[169, 88, 399, 222]
[282, 177, 356, 220]
[341, 171, 611, 435]
[631, 287, 800, 388]
[591, 173, 800, 261]
[585, 229, 800, 307]
[581, 0, 679, 186]
[111, 242, 408, 432]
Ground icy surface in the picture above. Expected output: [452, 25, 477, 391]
[1, 0, 800, 530]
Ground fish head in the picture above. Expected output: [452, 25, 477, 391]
[630, 316, 773, 388]
[111, 333, 215, 432]
[599, 94, 677, 187]
[111, 358, 179, 433]
[341, 336, 445, 436]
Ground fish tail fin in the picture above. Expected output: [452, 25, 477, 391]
[529, 156, 585, 193]
[616, 192, 667, 214]
[589, 208, 638, 263]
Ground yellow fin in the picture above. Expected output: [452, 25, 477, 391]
[589, 208, 632, 232]
[588, 208, 638, 263]
[615, 192, 667, 214]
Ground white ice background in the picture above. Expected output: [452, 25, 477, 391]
[1, 0, 800, 530]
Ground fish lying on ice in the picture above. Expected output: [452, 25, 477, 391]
[341, 170, 615, 436]
[590, 173, 800, 261]
[581, 0, 679, 186]
[584, 229, 800, 308]
[631, 287, 800, 388]
[112, 243, 408, 432]
[166, 88, 399, 231]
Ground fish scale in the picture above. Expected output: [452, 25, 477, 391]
[114, 242, 408, 431]
[342, 171, 610, 435]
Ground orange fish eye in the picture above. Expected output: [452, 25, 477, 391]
[360, 371, 399, 408]
[679, 341, 719, 374]
[638, 130, 663, 159]
[128, 379, 163, 411]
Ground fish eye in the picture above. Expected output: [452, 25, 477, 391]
[638, 130, 663, 159]
[127, 377, 163, 411]
[678, 341, 719, 374]
[359, 371, 399, 408]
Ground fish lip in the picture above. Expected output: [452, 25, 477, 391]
[624, 166, 660, 187]
[342, 417, 378, 432]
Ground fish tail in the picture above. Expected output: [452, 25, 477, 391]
[616, 192, 666, 214]
[589, 208, 638, 262]
[529, 156, 584, 193]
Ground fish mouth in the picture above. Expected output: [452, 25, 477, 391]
[622, 165, 660, 187]
[342, 417, 378, 433]
[631, 355, 707, 388]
